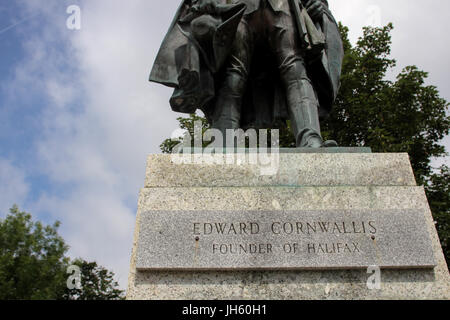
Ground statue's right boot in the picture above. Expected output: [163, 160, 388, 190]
[286, 78, 323, 148]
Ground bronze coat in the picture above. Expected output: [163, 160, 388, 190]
[149, 0, 343, 127]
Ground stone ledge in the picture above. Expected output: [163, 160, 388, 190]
[127, 269, 449, 300]
[179, 147, 372, 153]
[137, 186, 428, 212]
[145, 153, 416, 188]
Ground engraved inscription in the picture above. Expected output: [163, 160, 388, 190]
[136, 210, 436, 270]
[193, 220, 376, 257]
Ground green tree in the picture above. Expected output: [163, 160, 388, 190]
[0, 205, 69, 300]
[160, 23, 450, 266]
[322, 23, 449, 186]
[63, 259, 124, 300]
[160, 113, 210, 153]
[0, 206, 125, 300]
[425, 165, 450, 265]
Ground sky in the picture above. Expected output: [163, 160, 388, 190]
[0, 0, 449, 290]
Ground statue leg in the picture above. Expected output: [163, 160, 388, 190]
[211, 20, 253, 146]
[286, 74, 325, 148]
[266, 11, 331, 148]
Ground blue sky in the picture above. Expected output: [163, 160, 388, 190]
[0, 3, 48, 204]
[0, 3, 34, 157]
[0, 1, 84, 213]
[0, 0, 449, 290]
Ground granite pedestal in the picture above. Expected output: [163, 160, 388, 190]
[127, 151, 450, 299]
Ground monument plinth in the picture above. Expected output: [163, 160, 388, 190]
[127, 151, 450, 300]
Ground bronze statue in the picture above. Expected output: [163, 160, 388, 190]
[150, 0, 344, 148]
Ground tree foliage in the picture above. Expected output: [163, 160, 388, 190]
[425, 165, 450, 265]
[63, 259, 124, 300]
[0, 206, 125, 300]
[322, 23, 449, 185]
[160, 113, 210, 153]
[0, 205, 68, 300]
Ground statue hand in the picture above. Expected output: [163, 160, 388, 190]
[191, 0, 218, 15]
[304, 0, 326, 21]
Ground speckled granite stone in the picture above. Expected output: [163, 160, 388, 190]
[144, 153, 416, 188]
[127, 153, 450, 300]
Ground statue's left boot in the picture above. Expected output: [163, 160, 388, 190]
[286, 79, 334, 148]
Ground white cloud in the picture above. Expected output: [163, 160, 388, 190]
[10, 0, 184, 289]
[0, 158, 29, 216]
